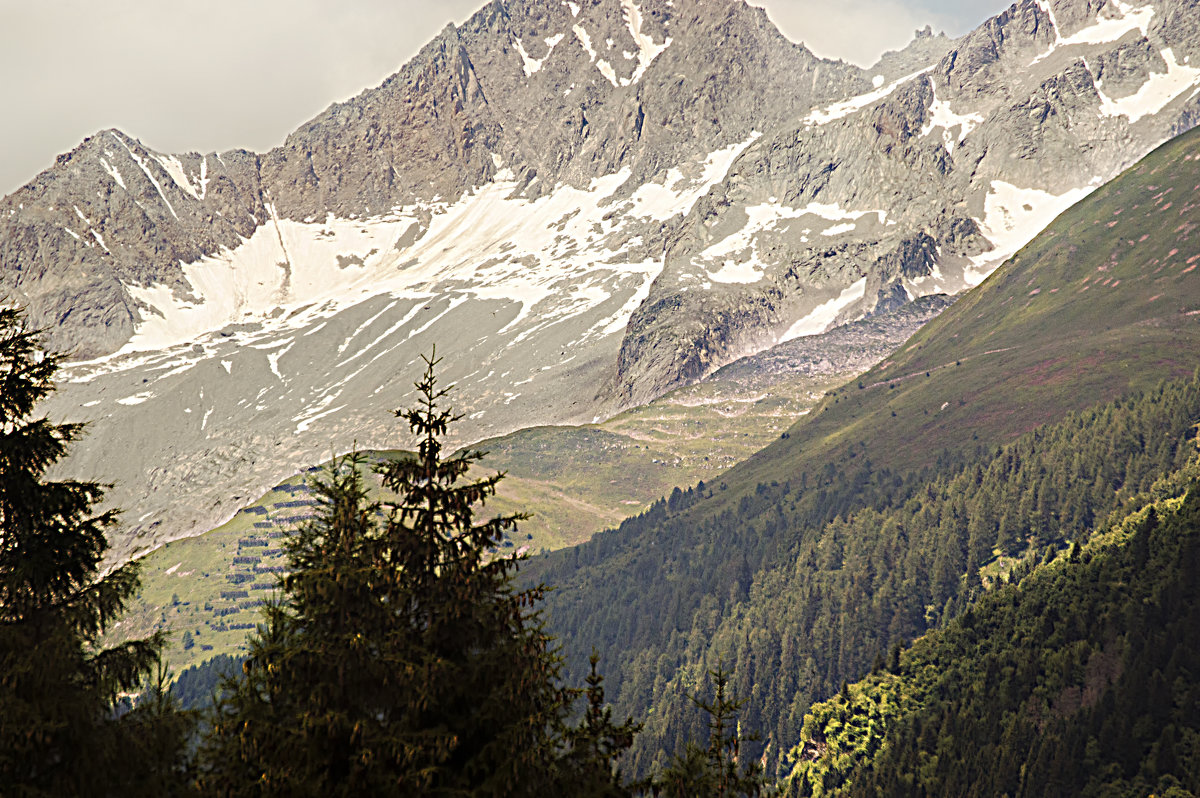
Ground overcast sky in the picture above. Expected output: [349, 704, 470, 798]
[0, 0, 1009, 197]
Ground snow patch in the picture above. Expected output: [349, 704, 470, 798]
[969, 180, 1095, 283]
[90, 229, 111, 254]
[707, 258, 764, 284]
[116, 391, 154, 406]
[113, 133, 178, 219]
[122, 215, 413, 352]
[701, 201, 887, 261]
[266, 340, 295, 382]
[1096, 48, 1200, 124]
[99, 157, 126, 190]
[627, 132, 761, 221]
[156, 154, 207, 201]
[574, 24, 598, 62]
[920, 80, 984, 153]
[780, 278, 869, 341]
[293, 393, 346, 435]
[1034, 0, 1154, 63]
[594, 261, 659, 336]
[804, 66, 934, 125]
[515, 34, 563, 76]
[620, 0, 672, 85]
[596, 59, 620, 87]
[337, 302, 427, 367]
[820, 222, 857, 237]
[86, 146, 719, 393]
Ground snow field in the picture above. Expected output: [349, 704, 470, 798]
[1095, 49, 1200, 125]
[968, 180, 1096, 284]
[780, 278, 869, 341]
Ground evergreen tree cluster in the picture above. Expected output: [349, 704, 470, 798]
[200, 356, 641, 795]
[789, 488, 1200, 797]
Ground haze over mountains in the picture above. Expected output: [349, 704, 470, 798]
[4, 0, 1200, 561]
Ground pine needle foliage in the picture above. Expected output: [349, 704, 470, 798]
[203, 352, 637, 796]
[0, 306, 166, 796]
[652, 663, 768, 798]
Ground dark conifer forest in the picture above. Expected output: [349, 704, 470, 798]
[532, 374, 1200, 777]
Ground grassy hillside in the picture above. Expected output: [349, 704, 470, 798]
[531, 124, 1200, 775]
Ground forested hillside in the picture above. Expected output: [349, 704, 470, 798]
[788, 485, 1200, 797]
[534, 373, 1200, 775]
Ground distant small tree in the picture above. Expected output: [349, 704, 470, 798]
[0, 307, 171, 795]
[558, 651, 642, 797]
[124, 657, 198, 796]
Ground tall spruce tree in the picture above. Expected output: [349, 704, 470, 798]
[203, 352, 636, 796]
[0, 307, 166, 796]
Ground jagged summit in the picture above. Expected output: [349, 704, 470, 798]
[611, 0, 1200, 403]
[2, 0, 1198, 556]
[3, 0, 867, 360]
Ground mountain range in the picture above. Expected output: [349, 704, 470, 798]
[8, 0, 1200, 789]
[5, 0, 1200, 559]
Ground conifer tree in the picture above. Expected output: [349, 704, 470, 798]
[558, 651, 642, 797]
[202, 452, 385, 795]
[203, 352, 637, 796]
[652, 662, 768, 797]
[0, 307, 166, 796]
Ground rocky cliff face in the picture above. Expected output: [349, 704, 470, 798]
[6, 0, 1200, 554]
[610, 0, 1200, 405]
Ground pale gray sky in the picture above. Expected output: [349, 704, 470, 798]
[0, 0, 1009, 197]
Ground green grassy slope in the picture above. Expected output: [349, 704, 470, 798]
[723, 125, 1200, 498]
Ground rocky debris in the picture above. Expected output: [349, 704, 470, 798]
[707, 294, 956, 388]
